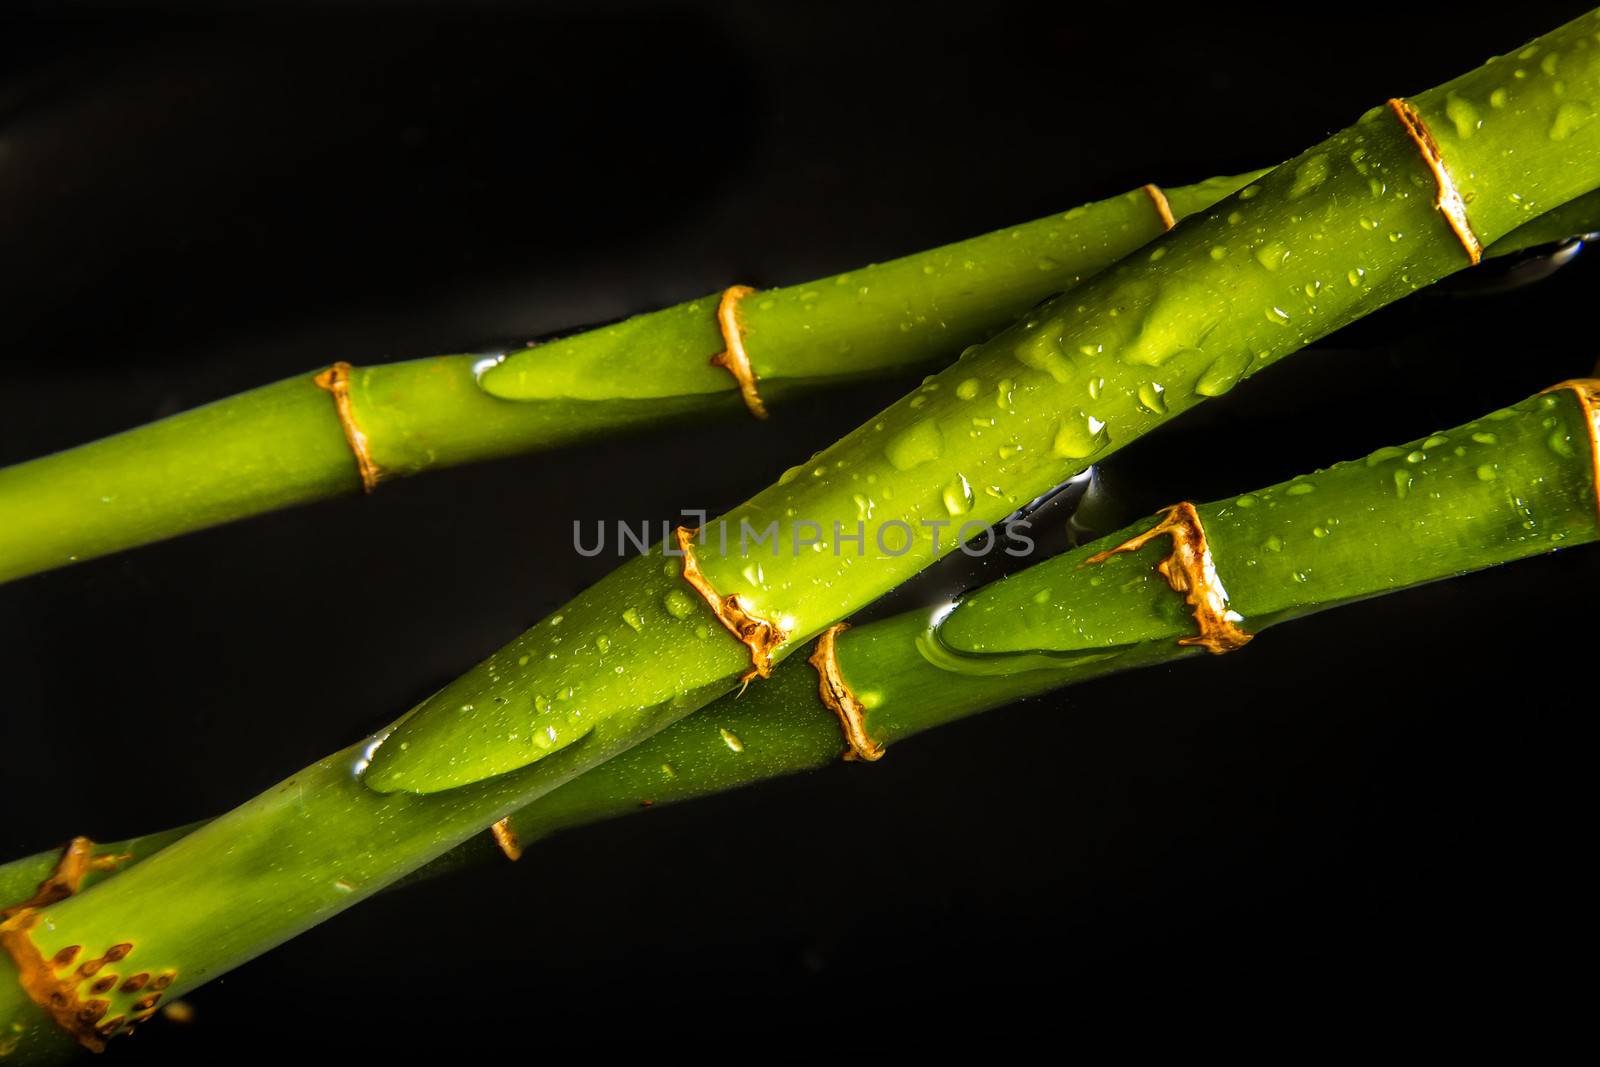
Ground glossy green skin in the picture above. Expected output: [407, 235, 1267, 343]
[0, 175, 1258, 587]
[370, 9, 1600, 793]
[4, 387, 1594, 1062]
[0, 169, 1585, 589]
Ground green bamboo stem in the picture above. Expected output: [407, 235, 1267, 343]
[365, 9, 1600, 796]
[4, 380, 1595, 1060]
[0, 173, 1260, 587]
[6, 11, 1600, 1055]
[2, 172, 1592, 592]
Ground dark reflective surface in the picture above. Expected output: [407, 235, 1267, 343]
[0, 2, 1592, 1056]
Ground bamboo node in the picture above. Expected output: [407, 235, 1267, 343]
[313, 361, 382, 492]
[0, 909, 153, 1053]
[709, 285, 768, 420]
[674, 526, 788, 684]
[1142, 183, 1177, 231]
[1542, 379, 1600, 513]
[489, 817, 523, 862]
[1, 837, 130, 921]
[1083, 502, 1252, 654]
[806, 623, 884, 762]
[1386, 97, 1482, 265]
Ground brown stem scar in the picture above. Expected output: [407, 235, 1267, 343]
[1, 837, 130, 921]
[709, 285, 768, 420]
[1142, 183, 1176, 231]
[1542, 379, 1600, 515]
[806, 623, 884, 762]
[312, 361, 382, 492]
[0, 911, 149, 1053]
[674, 526, 788, 685]
[1387, 97, 1482, 265]
[1083, 502, 1252, 654]
[489, 817, 523, 862]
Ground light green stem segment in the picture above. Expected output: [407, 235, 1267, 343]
[3, 383, 1594, 1062]
[367, 9, 1600, 795]
[2, 172, 1593, 591]
[0, 174, 1257, 587]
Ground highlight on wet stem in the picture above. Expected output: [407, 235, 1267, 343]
[3, 4, 1598, 1060]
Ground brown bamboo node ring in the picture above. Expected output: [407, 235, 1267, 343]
[0, 839, 142, 1052]
[1083, 502, 1252, 654]
[806, 623, 884, 762]
[1386, 97, 1482, 265]
[1142, 183, 1177, 231]
[1, 837, 130, 921]
[709, 285, 768, 420]
[673, 526, 787, 685]
[489, 817, 523, 862]
[1541, 379, 1600, 513]
[312, 361, 382, 493]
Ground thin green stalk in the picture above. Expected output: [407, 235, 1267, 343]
[7, 11, 1600, 1056]
[4, 380, 1595, 1060]
[366, 9, 1600, 795]
[0, 172, 1591, 590]
[0, 173, 1258, 586]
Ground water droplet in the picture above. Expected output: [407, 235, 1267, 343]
[1037, 255, 1060, 272]
[1014, 330, 1075, 382]
[1551, 101, 1594, 140]
[1209, 245, 1229, 261]
[596, 635, 611, 653]
[1471, 432, 1497, 445]
[956, 377, 981, 400]
[998, 442, 1023, 460]
[1422, 435, 1449, 449]
[996, 378, 1015, 412]
[1253, 242, 1290, 270]
[1445, 93, 1481, 138]
[1265, 306, 1291, 326]
[1286, 481, 1315, 496]
[1490, 88, 1508, 109]
[1235, 495, 1257, 508]
[1052, 410, 1110, 459]
[1312, 526, 1329, 538]
[1087, 376, 1105, 400]
[719, 728, 745, 753]
[1347, 267, 1367, 287]
[853, 493, 875, 520]
[1548, 430, 1576, 458]
[1263, 535, 1283, 553]
[622, 608, 643, 631]
[1476, 464, 1498, 482]
[942, 473, 974, 515]
[663, 589, 695, 620]
[1366, 445, 1406, 466]
[1359, 216, 1378, 231]
[1394, 470, 1413, 498]
[885, 419, 944, 470]
[1195, 350, 1251, 397]
[1137, 381, 1168, 414]
[1406, 450, 1426, 464]
[1287, 153, 1330, 199]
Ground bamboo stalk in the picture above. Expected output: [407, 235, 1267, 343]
[364, 9, 1600, 796]
[0, 172, 1259, 586]
[4, 379, 1595, 1059]
[0, 171, 1590, 588]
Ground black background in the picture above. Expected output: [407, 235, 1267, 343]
[1, 0, 1594, 1057]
